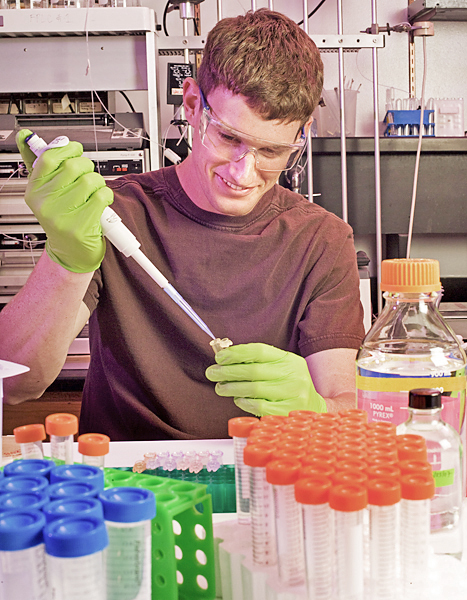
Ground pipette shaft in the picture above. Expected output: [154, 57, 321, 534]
[25, 133, 216, 340]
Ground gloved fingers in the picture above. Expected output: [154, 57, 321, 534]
[207, 361, 282, 383]
[215, 342, 288, 365]
[214, 380, 291, 402]
[71, 185, 114, 226]
[31, 151, 92, 186]
[234, 397, 290, 417]
[15, 129, 36, 174]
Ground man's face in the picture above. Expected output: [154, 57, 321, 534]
[177, 84, 306, 217]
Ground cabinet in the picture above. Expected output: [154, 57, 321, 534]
[0, 6, 160, 169]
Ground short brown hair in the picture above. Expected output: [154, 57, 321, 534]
[197, 9, 323, 127]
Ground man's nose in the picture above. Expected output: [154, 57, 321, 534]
[231, 148, 258, 178]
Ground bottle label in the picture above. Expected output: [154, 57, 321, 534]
[432, 468, 455, 488]
[356, 369, 466, 432]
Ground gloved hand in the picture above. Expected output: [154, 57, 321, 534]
[205, 342, 327, 417]
[16, 128, 113, 273]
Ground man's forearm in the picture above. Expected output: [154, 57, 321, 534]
[323, 391, 356, 413]
[0, 252, 92, 404]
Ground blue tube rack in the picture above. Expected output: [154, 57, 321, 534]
[384, 109, 435, 137]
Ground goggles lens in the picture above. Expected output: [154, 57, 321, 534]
[198, 89, 306, 172]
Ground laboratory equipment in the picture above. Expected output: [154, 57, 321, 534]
[3, 458, 54, 480]
[78, 433, 110, 469]
[25, 132, 216, 340]
[399, 473, 435, 600]
[397, 388, 464, 559]
[243, 442, 276, 567]
[0, 491, 49, 513]
[48, 480, 101, 501]
[45, 413, 78, 465]
[265, 458, 306, 586]
[0, 509, 48, 600]
[228, 416, 259, 524]
[99, 487, 156, 600]
[13, 423, 46, 459]
[367, 478, 401, 600]
[329, 483, 367, 600]
[44, 515, 108, 600]
[43, 497, 104, 524]
[356, 259, 466, 432]
[295, 475, 333, 600]
[50, 464, 105, 491]
[0, 360, 29, 462]
[0, 474, 49, 496]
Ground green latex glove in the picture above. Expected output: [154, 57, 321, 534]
[16, 128, 113, 273]
[205, 342, 327, 417]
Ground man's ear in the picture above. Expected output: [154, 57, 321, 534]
[303, 116, 314, 138]
[183, 77, 201, 126]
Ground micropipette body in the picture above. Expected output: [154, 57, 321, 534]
[25, 133, 216, 340]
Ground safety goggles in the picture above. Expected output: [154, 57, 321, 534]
[198, 88, 306, 173]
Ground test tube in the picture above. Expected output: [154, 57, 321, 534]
[367, 478, 401, 600]
[78, 433, 110, 469]
[13, 423, 46, 459]
[294, 475, 333, 600]
[399, 473, 435, 600]
[0, 509, 48, 600]
[99, 487, 156, 600]
[329, 483, 368, 600]
[243, 442, 276, 566]
[45, 413, 78, 465]
[266, 458, 306, 586]
[44, 515, 109, 600]
[228, 416, 260, 524]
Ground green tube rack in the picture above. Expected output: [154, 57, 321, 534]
[104, 468, 217, 600]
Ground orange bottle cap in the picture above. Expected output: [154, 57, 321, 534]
[299, 463, 335, 480]
[398, 460, 432, 477]
[365, 422, 397, 435]
[295, 475, 333, 505]
[367, 478, 401, 506]
[243, 443, 274, 467]
[335, 458, 369, 472]
[282, 422, 312, 434]
[400, 473, 435, 500]
[266, 458, 302, 485]
[338, 409, 368, 423]
[336, 449, 368, 462]
[247, 430, 282, 445]
[367, 455, 399, 467]
[396, 434, 426, 448]
[77, 433, 110, 456]
[271, 448, 306, 462]
[368, 447, 399, 461]
[228, 417, 259, 438]
[287, 410, 317, 421]
[45, 413, 78, 437]
[313, 413, 341, 424]
[260, 415, 287, 426]
[366, 436, 397, 448]
[302, 452, 337, 467]
[332, 469, 369, 487]
[366, 464, 401, 480]
[14, 423, 46, 444]
[397, 442, 428, 462]
[329, 483, 368, 512]
[306, 440, 338, 454]
[380, 258, 441, 293]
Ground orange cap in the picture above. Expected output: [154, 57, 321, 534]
[336, 449, 368, 462]
[397, 442, 428, 462]
[14, 423, 46, 444]
[335, 458, 369, 473]
[45, 413, 78, 437]
[77, 433, 110, 456]
[396, 434, 426, 448]
[368, 447, 399, 462]
[367, 455, 399, 467]
[302, 452, 337, 467]
[228, 417, 259, 438]
[287, 410, 317, 422]
[329, 484, 368, 512]
[398, 460, 432, 477]
[300, 463, 335, 480]
[260, 415, 287, 426]
[332, 469, 368, 487]
[339, 432, 367, 445]
[243, 443, 274, 468]
[306, 440, 338, 455]
[400, 473, 435, 500]
[338, 409, 368, 423]
[271, 447, 306, 462]
[367, 478, 401, 506]
[266, 458, 302, 485]
[380, 258, 441, 293]
[366, 464, 401, 481]
[365, 422, 397, 435]
[282, 422, 312, 434]
[295, 475, 332, 505]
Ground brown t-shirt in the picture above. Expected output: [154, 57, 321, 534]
[81, 166, 364, 440]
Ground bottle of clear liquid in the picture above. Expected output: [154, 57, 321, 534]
[397, 388, 464, 559]
[356, 259, 466, 435]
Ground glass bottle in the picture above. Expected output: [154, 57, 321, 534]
[397, 388, 464, 559]
[356, 259, 466, 435]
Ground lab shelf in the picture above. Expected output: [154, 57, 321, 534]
[408, 0, 467, 22]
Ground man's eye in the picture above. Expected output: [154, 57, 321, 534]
[259, 147, 286, 158]
[218, 131, 241, 145]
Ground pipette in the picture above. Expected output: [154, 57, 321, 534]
[25, 133, 216, 340]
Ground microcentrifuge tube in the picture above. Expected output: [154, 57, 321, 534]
[13, 423, 46, 460]
[45, 413, 78, 465]
[210, 337, 233, 354]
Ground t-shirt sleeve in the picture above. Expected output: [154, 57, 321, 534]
[82, 268, 102, 316]
[298, 227, 365, 357]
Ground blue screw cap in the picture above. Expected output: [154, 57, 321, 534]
[0, 475, 49, 495]
[45, 516, 108, 558]
[3, 459, 54, 480]
[50, 464, 104, 491]
[0, 491, 48, 512]
[0, 509, 45, 550]
[43, 497, 104, 524]
[48, 480, 100, 501]
[99, 487, 156, 523]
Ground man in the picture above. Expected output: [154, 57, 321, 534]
[0, 9, 364, 440]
